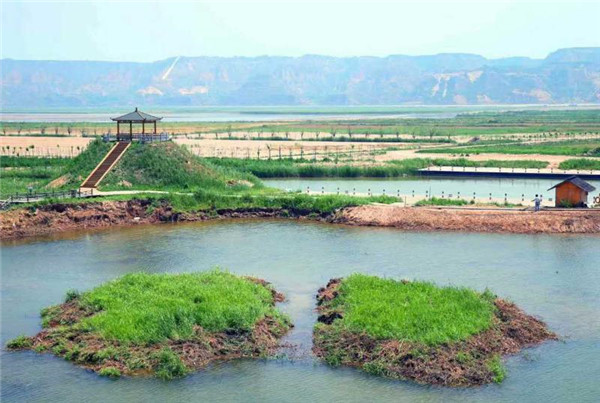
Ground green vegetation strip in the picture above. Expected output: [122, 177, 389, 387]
[209, 157, 548, 178]
[558, 158, 600, 170]
[419, 140, 600, 156]
[7, 271, 292, 379]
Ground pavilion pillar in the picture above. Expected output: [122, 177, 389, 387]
[117, 122, 120, 141]
[142, 121, 145, 135]
[154, 121, 157, 134]
[130, 122, 133, 141]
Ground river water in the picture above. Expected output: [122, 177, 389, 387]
[1, 220, 599, 402]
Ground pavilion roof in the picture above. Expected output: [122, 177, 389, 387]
[548, 176, 596, 192]
[111, 107, 162, 122]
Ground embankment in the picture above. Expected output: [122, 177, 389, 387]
[334, 204, 600, 234]
[2, 200, 600, 241]
[0, 199, 329, 240]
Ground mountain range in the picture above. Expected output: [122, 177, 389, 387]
[2, 47, 600, 107]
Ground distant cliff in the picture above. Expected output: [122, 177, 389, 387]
[2, 48, 599, 107]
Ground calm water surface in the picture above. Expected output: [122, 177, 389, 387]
[1, 220, 599, 402]
[265, 177, 600, 201]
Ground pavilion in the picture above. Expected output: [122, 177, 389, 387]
[111, 107, 163, 142]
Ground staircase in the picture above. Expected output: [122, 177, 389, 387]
[81, 141, 131, 189]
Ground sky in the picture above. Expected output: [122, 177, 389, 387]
[1, 0, 599, 62]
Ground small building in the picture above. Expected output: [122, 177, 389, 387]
[110, 107, 164, 142]
[548, 176, 596, 207]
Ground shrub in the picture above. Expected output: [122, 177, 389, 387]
[154, 348, 188, 380]
[487, 355, 507, 383]
[98, 366, 122, 378]
[6, 335, 32, 349]
[64, 289, 80, 303]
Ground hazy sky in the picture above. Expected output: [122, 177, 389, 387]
[2, 0, 599, 62]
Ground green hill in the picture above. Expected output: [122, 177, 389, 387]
[61, 139, 259, 192]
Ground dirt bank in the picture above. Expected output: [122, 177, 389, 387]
[313, 278, 557, 387]
[2, 200, 600, 241]
[0, 199, 331, 241]
[335, 204, 600, 234]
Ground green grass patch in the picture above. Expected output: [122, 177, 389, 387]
[79, 270, 287, 344]
[558, 158, 600, 170]
[414, 197, 471, 207]
[325, 274, 496, 346]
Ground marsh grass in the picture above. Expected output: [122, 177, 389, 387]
[420, 140, 600, 156]
[558, 158, 600, 170]
[415, 197, 471, 207]
[79, 270, 287, 343]
[327, 274, 496, 345]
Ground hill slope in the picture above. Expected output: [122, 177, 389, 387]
[60, 140, 258, 191]
[2, 48, 600, 106]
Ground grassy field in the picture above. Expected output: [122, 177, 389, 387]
[419, 140, 600, 156]
[321, 274, 495, 345]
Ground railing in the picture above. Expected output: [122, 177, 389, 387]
[102, 132, 170, 143]
[1, 189, 94, 209]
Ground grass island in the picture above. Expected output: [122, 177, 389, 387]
[313, 274, 557, 387]
[6, 270, 292, 379]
